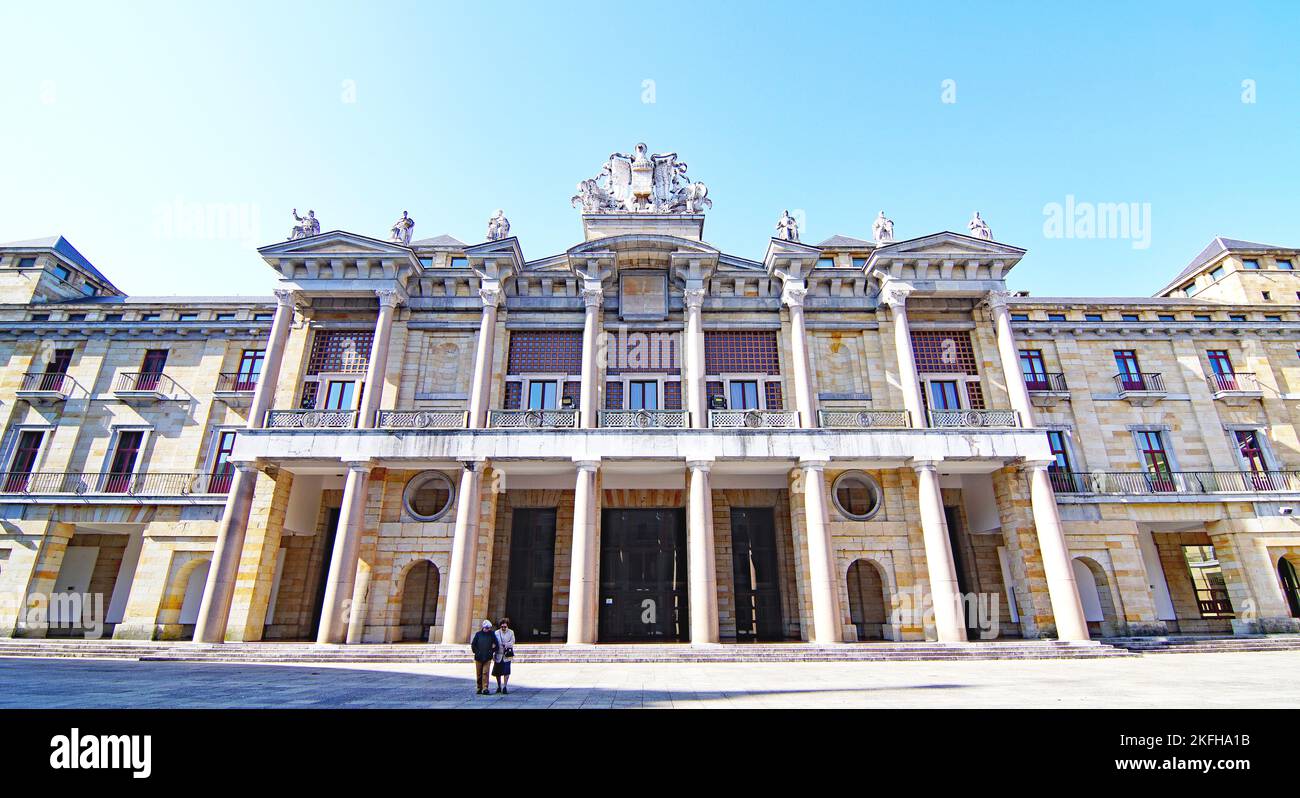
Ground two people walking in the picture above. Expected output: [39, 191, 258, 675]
[470, 617, 516, 696]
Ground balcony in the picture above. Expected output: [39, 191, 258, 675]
[1206, 372, 1262, 405]
[1049, 470, 1300, 496]
[264, 409, 359, 429]
[926, 409, 1020, 428]
[0, 470, 232, 498]
[376, 409, 469, 429]
[1113, 372, 1165, 405]
[708, 409, 800, 429]
[16, 371, 82, 403]
[113, 372, 185, 402]
[599, 410, 690, 429]
[1024, 373, 1069, 407]
[487, 409, 580, 429]
[214, 372, 259, 405]
[818, 408, 911, 429]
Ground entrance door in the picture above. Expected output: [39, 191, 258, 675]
[730, 507, 783, 641]
[1280, 558, 1300, 619]
[505, 508, 557, 642]
[599, 508, 688, 642]
[50, 546, 99, 628]
[307, 507, 341, 639]
[944, 506, 980, 638]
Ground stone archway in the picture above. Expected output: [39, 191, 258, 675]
[1278, 556, 1300, 619]
[1072, 556, 1121, 637]
[397, 560, 440, 642]
[846, 559, 890, 641]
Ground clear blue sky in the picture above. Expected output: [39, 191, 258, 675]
[1, 1, 1297, 298]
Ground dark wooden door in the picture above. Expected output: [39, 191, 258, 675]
[505, 508, 557, 641]
[731, 507, 784, 641]
[599, 508, 688, 642]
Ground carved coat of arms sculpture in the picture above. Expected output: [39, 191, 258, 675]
[572, 142, 711, 214]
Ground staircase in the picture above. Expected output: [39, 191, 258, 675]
[0, 638, 1134, 664]
[1106, 634, 1300, 655]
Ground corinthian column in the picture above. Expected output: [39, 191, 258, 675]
[358, 288, 401, 429]
[882, 281, 925, 429]
[579, 282, 604, 428]
[193, 288, 296, 644]
[781, 281, 817, 427]
[985, 290, 1034, 426]
[683, 286, 707, 428]
[467, 283, 502, 428]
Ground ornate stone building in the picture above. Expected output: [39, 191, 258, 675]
[2, 146, 1299, 648]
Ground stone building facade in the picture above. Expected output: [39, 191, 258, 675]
[2, 151, 1299, 647]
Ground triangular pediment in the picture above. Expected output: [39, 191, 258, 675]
[873, 231, 1026, 258]
[257, 230, 415, 258]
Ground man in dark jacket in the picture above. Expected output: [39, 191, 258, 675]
[470, 620, 499, 695]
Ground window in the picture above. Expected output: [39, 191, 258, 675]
[66, 313, 85, 322]
[449, 257, 469, 269]
[37, 349, 73, 392]
[306, 330, 373, 374]
[1045, 430, 1074, 491]
[178, 312, 199, 321]
[4, 430, 46, 492]
[137, 349, 168, 391]
[51, 264, 70, 281]
[816, 257, 835, 269]
[1047, 313, 1067, 322]
[1121, 313, 1140, 322]
[831, 471, 882, 521]
[1278, 259, 1294, 270]
[323, 380, 357, 410]
[628, 380, 658, 410]
[104, 430, 145, 493]
[419, 257, 434, 268]
[1179, 282, 1196, 294]
[29, 313, 49, 322]
[1210, 266, 1225, 280]
[1084, 313, 1103, 322]
[1262, 291, 1271, 301]
[253, 312, 274, 321]
[79, 284, 96, 297]
[208, 430, 237, 493]
[1158, 314, 1176, 321]
[1243, 259, 1260, 270]
[1194, 314, 1212, 321]
[215, 312, 236, 321]
[1206, 350, 1234, 377]
[1135, 430, 1173, 488]
[235, 349, 265, 390]
[729, 380, 760, 410]
[526, 380, 558, 410]
[1266, 315, 1282, 322]
[1183, 545, 1233, 618]
[1229, 314, 1247, 322]
[104, 313, 123, 323]
[1114, 350, 1142, 388]
[1019, 350, 1048, 389]
[852, 257, 867, 269]
[1234, 430, 1268, 474]
[928, 380, 962, 410]
[403, 471, 455, 521]
[140, 312, 161, 321]
[1010, 313, 1029, 322]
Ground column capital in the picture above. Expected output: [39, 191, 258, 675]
[342, 460, 374, 474]
[683, 286, 707, 310]
[880, 280, 915, 311]
[911, 458, 942, 473]
[581, 282, 605, 308]
[375, 288, 403, 309]
[273, 288, 297, 307]
[459, 458, 486, 473]
[798, 457, 829, 470]
[780, 280, 808, 308]
[1018, 459, 1055, 472]
[685, 458, 714, 472]
[573, 458, 600, 472]
[478, 281, 504, 308]
[982, 289, 1012, 313]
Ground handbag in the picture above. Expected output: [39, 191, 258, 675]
[503, 646, 514, 659]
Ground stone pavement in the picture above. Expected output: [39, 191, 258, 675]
[2, 650, 1299, 708]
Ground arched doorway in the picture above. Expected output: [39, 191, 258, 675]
[1072, 556, 1120, 637]
[398, 560, 439, 642]
[846, 559, 889, 641]
[1278, 556, 1300, 619]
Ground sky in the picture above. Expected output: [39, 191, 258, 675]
[0, 1, 1297, 298]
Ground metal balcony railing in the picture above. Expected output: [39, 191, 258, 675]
[376, 409, 469, 429]
[1113, 372, 1165, 393]
[1024, 373, 1068, 393]
[818, 408, 911, 429]
[215, 372, 259, 392]
[0, 471, 232, 496]
[1206, 372, 1260, 394]
[264, 409, 359, 429]
[487, 409, 580, 429]
[1195, 588, 1235, 618]
[708, 409, 800, 429]
[1048, 470, 1300, 495]
[599, 409, 689, 429]
[114, 371, 183, 397]
[926, 409, 1020, 428]
[17, 371, 82, 398]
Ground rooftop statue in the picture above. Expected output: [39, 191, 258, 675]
[775, 210, 799, 242]
[872, 211, 894, 245]
[571, 142, 710, 214]
[289, 209, 320, 240]
[486, 209, 511, 241]
[390, 211, 415, 245]
[968, 211, 993, 241]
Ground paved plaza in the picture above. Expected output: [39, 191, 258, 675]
[2, 651, 1298, 708]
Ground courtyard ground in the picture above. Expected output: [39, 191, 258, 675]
[2, 650, 1298, 708]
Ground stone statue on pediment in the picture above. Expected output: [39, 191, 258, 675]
[289, 209, 319, 240]
[968, 211, 993, 241]
[573, 142, 711, 214]
[486, 210, 511, 241]
[872, 211, 894, 245]
[390, 211, 415, 245]
[776, 210, 800, 242]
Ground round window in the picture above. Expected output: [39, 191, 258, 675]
[403, 471, 454, 521]
[831, 471, 882, 521]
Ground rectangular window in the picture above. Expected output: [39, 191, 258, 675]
[1046, 430, 1071, 471]
[1158, 314, 1176, 321]
[1121, 313, 1140, 322]
[1194, 314, 1212, 321]
[51, 264, 71, 281]
[17, 257, 37, 268]
[1210, 266, 1225, 280]
[1019, 350, 1048, 389]
[1135, 430, 1173, 492]
[66, 313, 85, 322]
[178, 312, 199, 321]
[1206, 350, 1234, 376]
[526, 380, 558, 410]
[236, 349, 265, 390]
[1084, 313, 1103, 322]
[816, 257, 835, 269]
[1010, 313, 1029, 322]
[306, 330, 373, 375]
[1278, 259, 1294, 270]
[215, 312, 236, 321]
[137, 349, 168, 391]
[104, 430, 144, 493]
[208, 431, 237, 493]
[4, 430, 46, 492]
[928, 380, 962, 410]
[29, 313, 49, 322]
[140, 313, 161, 321]
[1242, 259, 1260, 269]
[253, 312, 274, 321]
[1262, 291, 1272, 301]
[1183, 545, 1234, 618]
[628, 380, 658, 410]
[1114, 350, 1141, 389]
[1047, 313, 1067, 322]
[39, 349, 73, 392]
[80, 284, 96, 297]
[104, 313, 123, 323]
[729, 380, 760, 410]
[323, 380, 357, 410]
[449, 257, 469, 269]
